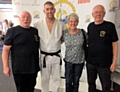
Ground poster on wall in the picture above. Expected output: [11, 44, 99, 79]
[12, 0, 117, 28]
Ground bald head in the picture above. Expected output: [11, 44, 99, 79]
[19, 11, 32, 28]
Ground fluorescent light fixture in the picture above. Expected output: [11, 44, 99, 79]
[0, 4, 12, 9]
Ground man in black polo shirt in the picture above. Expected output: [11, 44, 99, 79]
[86, 5, 118, 92]
[2, 11, 40, 92]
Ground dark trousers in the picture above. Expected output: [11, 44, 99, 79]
[65, 62, 84, 92]
[13, 73, 37, 92]
[86, 63, 111, 92]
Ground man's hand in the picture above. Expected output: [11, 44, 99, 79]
[3, 66, 11, 77]
[110, 60, 117, 72]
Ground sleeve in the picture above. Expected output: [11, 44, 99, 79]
[110, 23, 119, 42]
[61, 30, 65, 42]
[82, 29, 88, 41]
[61, 21, 67, 30]
[4, 28, 13, 45]
[36, 28, 40, 48]
[33, 20, 41, 29]
[87, 23, 91, 35]
[63, 24, 67, 30]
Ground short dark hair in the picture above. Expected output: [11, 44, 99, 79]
[44, 1, 54, 7]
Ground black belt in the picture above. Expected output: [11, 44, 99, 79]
[41, 50, 62, 68]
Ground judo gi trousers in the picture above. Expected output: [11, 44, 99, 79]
[40, 55, 61, 92]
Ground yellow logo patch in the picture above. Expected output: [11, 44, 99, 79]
[100, 31, 106, 37]
[34, 35, 38, 41]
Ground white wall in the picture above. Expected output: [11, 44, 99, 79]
[12, 0, 116, 28]
[0, 11, 13, 22]
[111, 8, 120, 85]
[115, 9, 120, 66]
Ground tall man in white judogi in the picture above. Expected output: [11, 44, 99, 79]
[34, 1, 66, 92]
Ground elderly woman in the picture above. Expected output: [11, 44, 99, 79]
[61, 13, 87, 92]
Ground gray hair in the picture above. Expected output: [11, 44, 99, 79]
[92, 4, 106, 13]
[67, 13, 79, 22]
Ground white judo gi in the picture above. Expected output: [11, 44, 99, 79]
[34, 18, 66, 92]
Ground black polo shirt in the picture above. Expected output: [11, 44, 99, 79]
[4, 26, 40, 74]
[87, 21, 118, 68]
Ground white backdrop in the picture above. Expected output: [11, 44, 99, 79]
[12, 0, 119, 90]
[12, 0, 116, 30]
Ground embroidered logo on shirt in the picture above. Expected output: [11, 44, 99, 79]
[34, 35, 38, 41]
[100, 31, 106, 37]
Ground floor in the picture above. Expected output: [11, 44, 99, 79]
[35, 72, 88, 92]
[34, 72, 120, 92]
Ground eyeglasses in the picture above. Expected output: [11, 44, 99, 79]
[93, 11, 105, 14]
